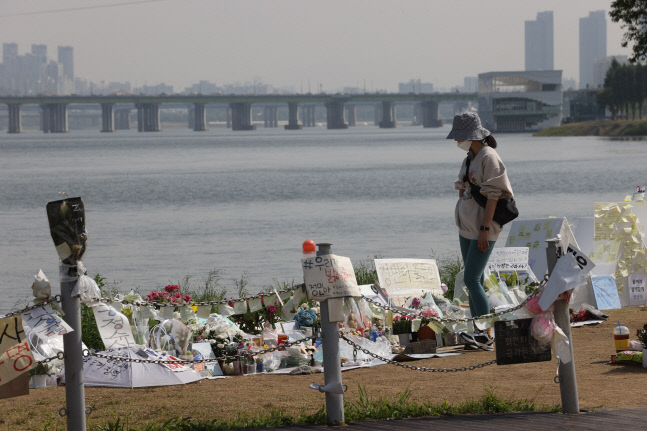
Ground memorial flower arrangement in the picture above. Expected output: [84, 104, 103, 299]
[145, 285, 192, 305]
[196, 321, 245, 363]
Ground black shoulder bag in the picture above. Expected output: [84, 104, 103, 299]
[463, 155, 519, 226]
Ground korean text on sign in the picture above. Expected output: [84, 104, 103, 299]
[302, 254, 360, 300]
[0, 316, 36, 385]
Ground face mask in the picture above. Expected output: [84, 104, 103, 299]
[457, 140, 471, 152]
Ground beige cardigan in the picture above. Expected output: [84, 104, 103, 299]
[454, 146, 513, 241]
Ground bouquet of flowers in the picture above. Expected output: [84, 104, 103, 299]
[146, 284, 192, 306]
[196, 319, 245, 363]
[294, 307, 321, 332]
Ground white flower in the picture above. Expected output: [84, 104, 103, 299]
[208, 339, 216, 344]
[173, 312, 181, 320]
[217, 333, 227, 339]
[311, 307, 320, 315]
[216, 344, 224, 349]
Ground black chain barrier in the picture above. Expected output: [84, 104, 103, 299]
[340, 334, 497, 372]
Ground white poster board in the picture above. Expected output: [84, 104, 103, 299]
[488, 247, 529, 272]
[591, 275, 622, 310]
[301, 254, 360, 300]
[628, 273, 647, 306]
[506, 218, 578, 279]
[374, 258, 442, 306]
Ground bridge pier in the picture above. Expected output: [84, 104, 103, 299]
[263, 105, 278, 128]
[374, 103, 381, 126]
[7, 104, 22, 133]
[101, 103, 114, 132]
[230, 102, 256, 130]
[379, 101, 396, 128]
[40, 104, 68, 133]
[136, 103, 161, 132]
[414, 102, 423, 125]
[302, 105, 316, 127]
[325, 101, 348, 129]
[226, 106, 231, 128]
[115, 109, 131, 130]
[284, 102, 302, 130]
[421, 101, 443, 128]
[193, 103, 207, 131]
[346, 104, 356, 127]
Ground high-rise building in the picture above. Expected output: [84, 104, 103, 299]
[525, 11, 554, 71]
[31, 44, 47, 63]
[579, 10, 607, 89]
[57, 46, 74, 80]
[2, 43, 18, 64]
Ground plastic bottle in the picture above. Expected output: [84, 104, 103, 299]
[613, 322, 630, 352]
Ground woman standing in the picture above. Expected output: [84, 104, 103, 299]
[447, 112, 514, 351]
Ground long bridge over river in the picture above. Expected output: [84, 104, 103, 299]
[0, 93, 477, 133]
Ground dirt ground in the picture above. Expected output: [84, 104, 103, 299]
[2, 307, 647, 431]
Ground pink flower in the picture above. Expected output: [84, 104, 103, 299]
[267, 305, 277, 314]
[411, 297, 421, 309]
[183, 295, 192, 303]
[422, 307, 438, 318]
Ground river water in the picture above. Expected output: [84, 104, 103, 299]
[1, 125, 644, 313]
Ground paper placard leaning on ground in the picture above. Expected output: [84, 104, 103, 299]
[488, 247, 529, 272]
[301, 254, 360, 300]
[374, 258, 442, 306]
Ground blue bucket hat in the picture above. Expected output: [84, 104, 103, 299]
[446, 112, 490, 141]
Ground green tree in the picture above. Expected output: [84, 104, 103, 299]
[610, 0, 647, 63]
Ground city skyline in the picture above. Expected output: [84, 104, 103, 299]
[0, 0, 633, 93]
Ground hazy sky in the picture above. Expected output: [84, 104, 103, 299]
[0, 0, 633, 92]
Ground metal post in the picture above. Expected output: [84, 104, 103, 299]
[317, 243, 345, 426]
[60, 270, 87, 429]
[546, 239, 579, 414]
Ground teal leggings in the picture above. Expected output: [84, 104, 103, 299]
[459, 235, 496, 318]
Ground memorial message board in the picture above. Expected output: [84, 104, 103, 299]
[374, 258, 442, 306]
[494, 318, 551, 365]
[301, 254, 360, 300]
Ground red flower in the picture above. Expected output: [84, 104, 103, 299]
[164, 285, 179, 293]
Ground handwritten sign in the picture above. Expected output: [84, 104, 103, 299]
[374, 259, 442, 305]
[494, 319, 551, 365]
[22, 305, 73, 342]
[506, 218, 577, 278]
[628, 273, 647, 306]
[488, 247, 529, 271]
[93, 303, 136, 349]
[591, 275, 622, 310]
[302, 254, 360, 300]
[0, 316, 36, 386]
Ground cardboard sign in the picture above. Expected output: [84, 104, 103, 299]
[302, 254, 360, 300]
[494, 319, 551, 366]
[628, 273, 646, 306]
[488, 247, 529, 272]
[374, 259, 442, 305]
[0, 372, 29, 400]
[93, 303, 136, 349]
[591, 275, 622, 310]
[0, 316, 36, 386]
[22, 305, 73, 342]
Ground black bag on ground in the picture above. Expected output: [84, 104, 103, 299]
[463, 156, 519, 226]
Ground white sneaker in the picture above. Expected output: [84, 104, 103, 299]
[460, 331, 494, 351]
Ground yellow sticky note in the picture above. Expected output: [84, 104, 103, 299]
[533, 223, 541, 232]
[624, 227, 633, 234]
[549, 216, 556, 218]
[543, 221, 551, 230]
[620, 268, 629, 278]
[519, 224, 527, 234]
[625, 195, 633, 202]
[508, 235, 516, 244]
[623, 203, 633, 211]
[595, 243, 605, 252]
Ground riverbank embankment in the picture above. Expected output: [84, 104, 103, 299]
[535, 119, 647, 137]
